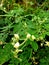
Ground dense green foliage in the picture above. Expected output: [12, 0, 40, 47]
[0, 0, 49, 65]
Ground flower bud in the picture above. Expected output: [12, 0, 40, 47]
[14, 34, 19, 40]
[39, 36, 43, 40]
[0, 4, 3, 7]
[0, 41, 3, 45]
[12, 42, 15, 45]
[26, 33, 31, 39]
[12, 37, 16, 42]
[38, 17, 40, 20]
[32, 35, 36, 40]
[44, 18, 47, 21]
[40, 43, 43, 47]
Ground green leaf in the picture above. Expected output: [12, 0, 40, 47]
[31, 41, 38, 51]
[40, 58, 46, 63]
[40, 58, 48, 65]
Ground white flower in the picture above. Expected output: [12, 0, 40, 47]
[14, 42, 20, 48]
[32, 35, 36, 40]
[14, 34, 19, 40]
[26, 33, 31, 39]
[45, 41, 49, 47]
